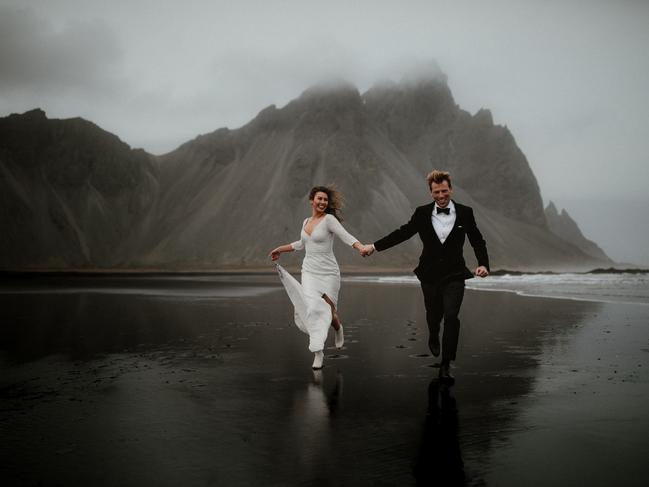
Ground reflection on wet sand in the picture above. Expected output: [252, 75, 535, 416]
[414, 380, 464, 486]
[288, 371, 343, 473]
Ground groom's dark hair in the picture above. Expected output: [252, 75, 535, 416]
[426, 170, 452, 190]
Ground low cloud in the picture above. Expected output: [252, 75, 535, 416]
[0, 6, 125, 95]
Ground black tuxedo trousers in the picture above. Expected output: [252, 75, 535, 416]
[421, 278, 465, 361]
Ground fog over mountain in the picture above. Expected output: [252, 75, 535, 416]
[0, 72, 612, 271]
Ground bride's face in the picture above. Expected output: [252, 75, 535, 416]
[310, 191, 329, 215]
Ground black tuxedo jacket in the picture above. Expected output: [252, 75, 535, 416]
[374, 201, 489, 283]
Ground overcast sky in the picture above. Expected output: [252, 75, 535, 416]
[1, 0, 648, 264]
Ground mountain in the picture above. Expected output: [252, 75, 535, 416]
[545, 201, 611, 263]
[0, 108, 159, 268]
[364, 75, 546, 227]
[0, 73, 612, 271]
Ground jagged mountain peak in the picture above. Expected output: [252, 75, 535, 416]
[365, 71, 453, 104]
[0, 108, 130, 151]
[545, 202, 611, 263]
[8, 108, 47, 120]
[362, 80, 546, 228]
[300, 78, 359, 97]
[362, 76, 456, 147]
[473, 108, 494, 126]
[399, 60, 447, 85]
[289, 79, 364, 115]
[364, 62, 451, 108]
[0, 109, 155, 189]
[545, 201, 577, 221]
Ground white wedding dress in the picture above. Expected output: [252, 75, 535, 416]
[276, 214, 358, 352]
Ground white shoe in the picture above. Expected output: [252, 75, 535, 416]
[334, 324, 344, 349]
[312, 351, 324, 370]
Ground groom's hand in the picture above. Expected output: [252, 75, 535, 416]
[360, 244, 375, 257]
[475, 266, 489, 278]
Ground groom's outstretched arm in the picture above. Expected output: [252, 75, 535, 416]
[373, 209, 419, 252]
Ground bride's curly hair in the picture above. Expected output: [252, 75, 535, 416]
[309, 185, 344, 222]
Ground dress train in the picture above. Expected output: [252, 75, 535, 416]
[276, 264, 332, 353]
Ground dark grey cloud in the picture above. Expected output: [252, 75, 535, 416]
[0, 5, 124, 94]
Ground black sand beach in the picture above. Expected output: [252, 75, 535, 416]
[1, 275, 648, 486]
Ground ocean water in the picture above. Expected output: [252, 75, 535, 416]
[344, 272, 649, 305]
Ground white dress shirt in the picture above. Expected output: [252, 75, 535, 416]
[432, 200, 456, 243]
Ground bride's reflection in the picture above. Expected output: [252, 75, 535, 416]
[309, 369, 342, 414]
[286, 370, 343, 473]
[414, 379, 465, 485]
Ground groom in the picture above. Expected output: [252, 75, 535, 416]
[363, 170, 489, 383]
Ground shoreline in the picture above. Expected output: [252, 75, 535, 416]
[465, 284, 649, 307]
[1, 266, 647, 278]
[2, 270, 646, 307]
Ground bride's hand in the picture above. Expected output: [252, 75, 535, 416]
[269, 248, 281, 261]
[359, 244, 375, 257]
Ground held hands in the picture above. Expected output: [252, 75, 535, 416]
[475, 266, 489, 278]
[359, 244, 375, 257]
[352, 242, 374, 257]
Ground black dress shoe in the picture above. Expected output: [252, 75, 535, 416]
[438, 363, 455, 384]
[429, 336, 441, 357]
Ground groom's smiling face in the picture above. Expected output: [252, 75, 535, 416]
[431, 181, 452, 208]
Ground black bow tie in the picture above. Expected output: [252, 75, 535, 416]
[436, 207, 450, 215]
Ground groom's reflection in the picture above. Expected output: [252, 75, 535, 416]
[414, 379, 465, 486]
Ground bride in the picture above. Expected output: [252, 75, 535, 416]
[269, 186, 371, 369]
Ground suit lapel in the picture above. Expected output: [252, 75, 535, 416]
[423, 203, 443, 247]
[444, 201, 461, 244]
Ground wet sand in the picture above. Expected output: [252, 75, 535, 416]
[1, 276, 648, 486]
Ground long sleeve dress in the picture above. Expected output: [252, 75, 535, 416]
[276, 214, 359, 352]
